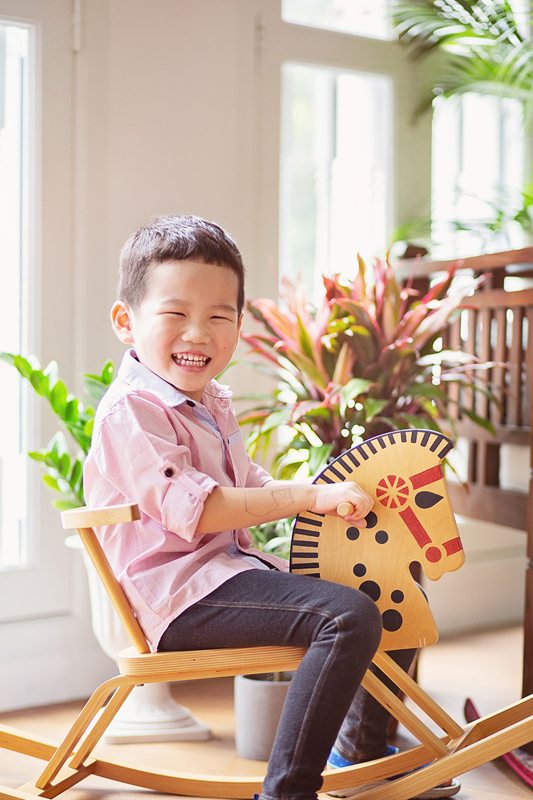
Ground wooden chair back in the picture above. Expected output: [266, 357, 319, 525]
[62, 503, 150, 654]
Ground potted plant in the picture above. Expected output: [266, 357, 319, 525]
[0, 353, 211, 743]
[238, 256, 495, 481]
[231, 255, 497, 760]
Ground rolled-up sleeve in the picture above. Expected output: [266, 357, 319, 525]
[92, 393, 218, 541]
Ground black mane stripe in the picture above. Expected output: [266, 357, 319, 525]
[291, 540, 318, 548]
[313, 429, 454, 480]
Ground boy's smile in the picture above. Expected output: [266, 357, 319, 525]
[112, 259, 243, 402]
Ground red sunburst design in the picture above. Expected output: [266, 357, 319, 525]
[376, 475, 410, 509]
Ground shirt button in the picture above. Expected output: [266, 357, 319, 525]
[186, 400, 195, 407]
[164, 467, 174, 477]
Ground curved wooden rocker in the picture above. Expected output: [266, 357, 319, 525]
[2, 429, 533, 800]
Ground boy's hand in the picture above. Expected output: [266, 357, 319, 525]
[310, 482, 374, 528]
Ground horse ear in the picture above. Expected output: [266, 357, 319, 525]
[415, 491, 443, 509]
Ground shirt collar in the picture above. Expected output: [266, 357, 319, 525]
[117, 349, 232, 408]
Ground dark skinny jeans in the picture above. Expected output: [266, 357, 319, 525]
[158, 569, 414, 800]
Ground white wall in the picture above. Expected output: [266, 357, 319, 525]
[73, 0, 273, 388]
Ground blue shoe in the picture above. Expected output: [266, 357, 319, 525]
[327, 744, 398, 770]
[326, 746, 460, 799]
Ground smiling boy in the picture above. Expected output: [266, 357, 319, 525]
[83, 215, 458, 800]
[111, 258, 243, 403]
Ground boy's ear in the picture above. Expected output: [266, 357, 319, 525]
[111, 301, 135, 344]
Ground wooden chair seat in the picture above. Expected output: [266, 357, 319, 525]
[116, 644, 306, 682]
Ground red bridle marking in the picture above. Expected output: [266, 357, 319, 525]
[385, 463, 464, 562]
[409, 465, 444, 490]
[398, 506, 432, 548]
[443, 537, 463, 556]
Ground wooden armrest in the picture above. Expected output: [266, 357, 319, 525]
[61, 503, 140, 529]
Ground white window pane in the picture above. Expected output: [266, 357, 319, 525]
[432, 93, 525, 256]
[280, 63, 391, 296]
[282, 0, 391, 40]
[0, 22, 32, 570]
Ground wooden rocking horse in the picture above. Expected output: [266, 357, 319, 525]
[2, 428, 533, 800]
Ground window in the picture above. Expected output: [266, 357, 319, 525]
[0, 21, 33, 569]
[279, 62, 392, 297]
[282, 0, 392, 40]
[432, 93, 525, 258]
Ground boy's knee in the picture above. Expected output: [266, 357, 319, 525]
[342, 589, 382, 647]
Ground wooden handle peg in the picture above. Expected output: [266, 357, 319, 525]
[337, 502, 355, 517]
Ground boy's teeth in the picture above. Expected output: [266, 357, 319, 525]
[174, 354, 209, 366]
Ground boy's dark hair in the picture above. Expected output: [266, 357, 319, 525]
[118, 214, 246, 313]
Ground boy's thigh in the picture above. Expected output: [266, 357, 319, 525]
[158, 569, 370, 652]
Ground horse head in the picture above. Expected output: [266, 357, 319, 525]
[290, 430, 464, 650]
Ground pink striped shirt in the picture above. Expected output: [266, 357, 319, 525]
[84, 350, 288, 650]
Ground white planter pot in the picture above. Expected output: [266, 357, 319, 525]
[234, 673, 292, 761]
[65, 534, 211, 743]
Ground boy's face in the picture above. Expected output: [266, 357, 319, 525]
[111, 259, 243, 402]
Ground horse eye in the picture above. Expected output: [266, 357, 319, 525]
[415, 491, 443, 509]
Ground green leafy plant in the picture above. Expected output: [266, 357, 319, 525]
[0, 353, 114, 510]
[248, 518, 294, 561]
[238, 257, 496, 480]
[389, 2, 533, 252]
[392, 0, 533, 122]
[444, 184, 533, 247]
[0, 352, 292, 557]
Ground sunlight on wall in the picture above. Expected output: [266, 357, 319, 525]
[0, 22, 31, 569]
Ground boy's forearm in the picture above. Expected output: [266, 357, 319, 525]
[196, 479, 373, 535]
[196, 482, 318, 535]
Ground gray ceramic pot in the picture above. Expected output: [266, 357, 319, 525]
[234, 672, 293, 760]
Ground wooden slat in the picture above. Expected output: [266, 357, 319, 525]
[491, 307, 507, 427]
[61, 503, 140, 529]
[394, 246, 533, 282]
[526, 308, 533, 428]
[461, 286, 533, 309]
[447, 483, 528, 530]
[508, 308, 524, 427]
[373, 652, 463, 739]
[451, 420, 530, 444]
[463, 309, 477, 416]
[445, 317, 461, 420]
[117, 645, 306, 681]
[477, 307, 491, 421]
[35, 676, 128, 788]
[361, 671, 448, 757]
[76, 526, 150, 655]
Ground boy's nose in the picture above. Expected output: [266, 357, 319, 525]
[182, 322, 210, 343]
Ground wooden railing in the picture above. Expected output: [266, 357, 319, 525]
[394, 248, 533, 701]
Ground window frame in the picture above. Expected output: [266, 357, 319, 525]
[252, 1, 432, 301]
